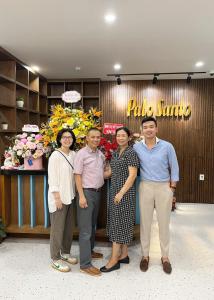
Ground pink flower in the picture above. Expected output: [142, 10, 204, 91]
[26, 141, 36, 150]
[35, 134, 42, 140]
[20, 138, 28, 144]
[16, 142, 24, 150]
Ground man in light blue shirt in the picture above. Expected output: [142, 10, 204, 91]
[133, 116, 179, 274]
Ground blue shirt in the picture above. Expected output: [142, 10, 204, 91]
[133, 138, 179, 182]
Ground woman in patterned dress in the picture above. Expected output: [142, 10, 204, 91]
[100, 127, 139, 273]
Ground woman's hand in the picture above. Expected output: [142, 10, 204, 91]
[55, 196, 63, 210]
[114, 192, 123, 204]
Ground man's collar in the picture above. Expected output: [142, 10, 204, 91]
[142, 137, 160, 145]
[86, 144, 98, 153]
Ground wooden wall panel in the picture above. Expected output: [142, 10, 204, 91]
[100, 79, 214, 203]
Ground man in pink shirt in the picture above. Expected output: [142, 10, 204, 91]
[74, 128, 105, 276]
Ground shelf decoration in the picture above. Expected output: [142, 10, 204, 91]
[62, 90, 81, 103]
[40, 104, 102, 152]
[2, 132, 50, 169]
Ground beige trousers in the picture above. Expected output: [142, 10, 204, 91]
[139, 181, 173, 257]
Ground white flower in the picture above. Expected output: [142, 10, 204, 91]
[62, 90, 81, 103]
[17, 150, 23, 156]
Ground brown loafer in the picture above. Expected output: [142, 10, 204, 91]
[91, 250, 103, 260]
[140, 257, 149, 272]
[80, 266, 102, 276]
[161, 258, 172, 274]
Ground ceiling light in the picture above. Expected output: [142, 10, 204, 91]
[31, 65, 40, 72]
[104, 14, 116, 24]
[195, 61, 204, 68]
[116, 76, 122, 85]
[187, 74, 191, 84]
[114, 64, 121, 70]
[152, 74, 159, 84]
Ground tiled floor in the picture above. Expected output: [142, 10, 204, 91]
[0, 204, 214, 300]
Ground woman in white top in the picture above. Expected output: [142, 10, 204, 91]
[48, 128, 77, 272]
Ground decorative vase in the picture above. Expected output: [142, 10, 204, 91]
[17, 100, 24, 108]
[24, 157, 43, 170]
[1, 123, 8, 130]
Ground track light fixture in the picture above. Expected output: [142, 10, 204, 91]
[108, 71, 207, 85]
[152, 74, 159, 84]
[186, 74, 192, 84]
[116, 76, 122, 85]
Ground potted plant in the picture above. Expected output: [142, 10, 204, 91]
[16, 96, 24, 108]
[1, 121, 8, 130]
[0, 218, 6, 243]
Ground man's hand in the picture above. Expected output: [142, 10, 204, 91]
[79, 196, 88, 208]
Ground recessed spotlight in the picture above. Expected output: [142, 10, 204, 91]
[114, 64, 121, 70]
[104, 14, 116, 24]
[75, 66, 81, 71]
[31, 65, 40, 72]
[195, 61, 204, 68]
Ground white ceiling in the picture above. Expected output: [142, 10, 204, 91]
[0, 0, 213, 80]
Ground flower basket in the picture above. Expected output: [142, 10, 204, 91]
[24, 156, 43, 170]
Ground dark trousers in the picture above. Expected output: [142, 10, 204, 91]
[77, 189, 101, 269]
[50, 203, 73, 260]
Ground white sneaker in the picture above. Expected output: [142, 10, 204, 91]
[61, 253, 78, 265]
[51, 259, 71, 272]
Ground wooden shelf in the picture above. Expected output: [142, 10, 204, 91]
[0, 103, 15, 108]
[83, 95, 99, 98]
[29, 87, 39, 94]
[16, 110, 28, 131]
[65, 81, 82, 93]
[47, 79, 100, 112]
[0, 129, 17, 133]
[29, 71, 39, 92]
[0, 60, 16, 80]
[16, 107, 27, 111]
[29, 109, 39, 113]
[39, 96, 48, 115]
[29, 112, 39, 126]
[47, 82, 65, 96]
[39, 78, 47, 96]
[47, 96, 62, 99]
[0, 47, 48, 158]
[16, 81, 28, 90]
[16, 62, 28, 86]
[0, 73, 15, 84]
[0, 81, 15, 107]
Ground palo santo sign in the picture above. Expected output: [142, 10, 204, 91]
[127, 98, 191, 118]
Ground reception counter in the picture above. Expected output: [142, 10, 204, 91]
[0, 169, 140, 240]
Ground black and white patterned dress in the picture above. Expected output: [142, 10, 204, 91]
[107, 146, 139, 244]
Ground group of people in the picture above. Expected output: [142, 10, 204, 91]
[48, 116, 179, 276]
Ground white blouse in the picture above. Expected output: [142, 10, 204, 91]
[48, 150, 76, 213]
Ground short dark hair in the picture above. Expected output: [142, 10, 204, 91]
[87, 127, 101, 135]
[141, 116, 157, 127]
[116, 126, 131, 137]
[56, 128, 76, 150]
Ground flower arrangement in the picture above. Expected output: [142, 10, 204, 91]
[99, 137, 118, 160]
[3, 132, 49, 168]
[12, 132, 47, 159]
[40, 105, 102, 152]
